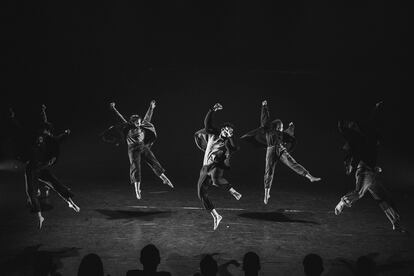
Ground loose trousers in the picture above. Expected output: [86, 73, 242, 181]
[197, 164, 232, 212]
[25, 163, 73, 213]
[264, 146, 309, 189]
[128, 144, 165, 184]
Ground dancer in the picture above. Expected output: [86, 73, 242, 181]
[334, 101, 405, 232]
[241, 100, 321, 204]
[18, 105, 80, 229]
[195, 103, 242, 230]
[104, 100, 173, 200]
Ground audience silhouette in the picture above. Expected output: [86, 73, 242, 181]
[78, 253, 104, 276]
[242, 252, 261, 276]
[355, 255, 376, 276]
[196, 254, 218, 276]
[303, 253, 324, 276]
[126, 244, 171, 276]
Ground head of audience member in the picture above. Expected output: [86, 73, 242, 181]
[140, 244, 161, 272]
[242, 251, 260, 276]
[33, 252, 55, 276]
[356, 255, 376, 276]
[77, 253, 104, 276]
[303, 253, 324, 276]
[200, 254, 218, 276]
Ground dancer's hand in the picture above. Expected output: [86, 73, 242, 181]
[64, 129, 71, 135]
[109, 102, 116, 109]
[262, 100, 267, 106]
[150, 100, 156, 108]
[289, 122, 294, 127]
[213, 103, 223, 111]
[41, 104, 47, 111]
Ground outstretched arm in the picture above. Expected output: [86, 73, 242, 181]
[55, 129, 71, 142]
[204, 103, 222, 134]
[143, 100, 156, 122]
[109, 102, 128, 123]
[261, 100, 270, 127]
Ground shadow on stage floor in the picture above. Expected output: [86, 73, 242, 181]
[238, 211, 319, 225]
[95, 209, 173, 221]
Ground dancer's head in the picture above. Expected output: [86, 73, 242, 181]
[303, 253, 324, 276]
[338, 120, 358, 133]
[220, 122, 235, 138]
[140, 244, 160, 271]
[271, 119, 283, 131]
[130, 114, 142, 127]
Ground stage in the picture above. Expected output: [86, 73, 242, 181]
[1, 174, 413, 275]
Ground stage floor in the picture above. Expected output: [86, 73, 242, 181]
[1, 176, 413, 275]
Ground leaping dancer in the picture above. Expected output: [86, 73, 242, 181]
[241, 100, 321, 204]
[195, 103, 242, 230]
[103, 100, 173, 200]
[12, 105, 80, 229]
[334, 101, 405, 232]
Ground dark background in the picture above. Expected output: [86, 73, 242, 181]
[1, 1, 412, 189]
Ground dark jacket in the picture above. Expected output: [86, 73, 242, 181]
[194, 109, 238, 169]
[30, 131, 69, 168]
[102, 105, 157, 147]
[240, 104, 296, 151]
[339, 103, 383, 172]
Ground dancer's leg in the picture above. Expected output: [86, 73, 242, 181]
[38, 170, 79, 212]
[128, 147, 142, 199]
[280, 151, 321, 182]
[142, 146, 173, 188]
[264, 147, 277, 204]
[25, 165, 44, 228]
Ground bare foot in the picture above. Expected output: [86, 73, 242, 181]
[213, 214, 222, 230]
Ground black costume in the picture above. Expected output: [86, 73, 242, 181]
[336, 102, 402, 230]
[194, 109, 238, 212]
[6, 108, 75, 213]
[241, 103, 309, 189]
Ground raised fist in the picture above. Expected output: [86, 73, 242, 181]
[109, 102, 116, 109]
[64, 129, 71, 135]
[289, 122, 294, 127]
[262, 100, 267, 106]
[42, 104, 47, 111]
[213, 103, 223, 111]
[150, 100, 156, 108]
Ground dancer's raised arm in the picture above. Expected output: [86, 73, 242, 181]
[204, 103, 222, 134]
[109, 102, 128, 123]
[41, 104, 50, 124]
[143, 100, 156, 122]
[261, 100, 270, 127]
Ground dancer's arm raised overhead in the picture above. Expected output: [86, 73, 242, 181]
[204, 103, 222, 134]
[143, 100, 156, 122]
[41, 104, 49, 124]
[109, 102, 128, 123]
[261, 100, 270, 127]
